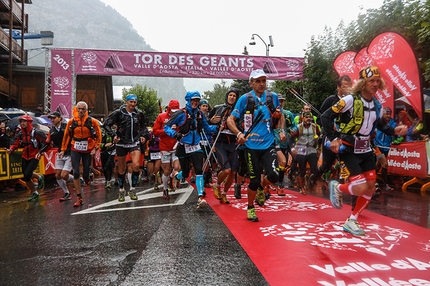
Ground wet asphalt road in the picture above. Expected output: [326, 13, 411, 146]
[1, 176, 429, 286]
[0, 177, 268, 286]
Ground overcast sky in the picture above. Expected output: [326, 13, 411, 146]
[100, 0, 385, 93]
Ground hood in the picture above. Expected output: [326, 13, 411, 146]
[225, 88, 239, 106]
[185, 90, 201, 113]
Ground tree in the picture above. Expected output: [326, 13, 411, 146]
[122, 84, 160, 123]
[203, 80, 230, 107]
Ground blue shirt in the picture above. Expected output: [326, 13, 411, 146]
[231, 90, 281, 150]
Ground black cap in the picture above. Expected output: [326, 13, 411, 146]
[37, 103, 43, 107]
[48, 111, 61, 118]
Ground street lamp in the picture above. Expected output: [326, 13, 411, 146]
[249, 34, 274, 56]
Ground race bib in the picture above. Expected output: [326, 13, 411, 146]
[296, 145, 307, 156]
[74, 140, 88, 151]
[184, 144, 201, 154]
[354, 137, 371, 154]
[150, 152, 161, 160]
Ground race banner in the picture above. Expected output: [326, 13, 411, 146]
[50, 49, 73, 118]
[73, 49, 304, 80]
[387, 141, 428, 178]
[333, 50, 359, 82]
[368, 32, 423, 119]
[354, 47, 395, 112]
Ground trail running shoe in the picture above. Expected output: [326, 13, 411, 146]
[163, 189, 170, 199]
[234, 184, 241, 199]
[118, 189, 126, 202]
[73, 197, 83, 207]
[190, 176, 196, 184]
[128, 188, 138, 200]
[277, 186, 285, 196]
[299, 187, 307, 195]
[329, 180, 342, 209]
[220, 193, 230, 204]
[343, 218, 366, 236]
[37, 175, 45, 190]
[213, 185, 222, 200]
[255, 187, 265, 207]
[196, 197, 207, 209]
[247, 207, 258, 222]
[28, 192, 39, 202]
[59, 192, 71, 202]
[104, 181, 111, 190]
[384, 184, 393, 192]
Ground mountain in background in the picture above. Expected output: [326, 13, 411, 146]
[24, 0, 186, 104]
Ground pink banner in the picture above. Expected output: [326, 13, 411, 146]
[73, 49, 304, 80]
[355, 47, 395, 112]
[51, 49, 73, 118]
[333, 51, 359, 82]
[368, 32, 423, 119]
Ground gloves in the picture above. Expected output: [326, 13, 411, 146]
[174, 132, 183, 140]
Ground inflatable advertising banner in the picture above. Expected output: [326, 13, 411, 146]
[333, 50, 359, 82]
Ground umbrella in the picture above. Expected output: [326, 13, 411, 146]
[0, 113, 10, 122]
[395, 93, 430, 111]
[6, 115, 50, 129]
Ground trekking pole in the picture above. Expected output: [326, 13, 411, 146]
[201, 106, 231, 171]
[287, 88, 321, 116]
[219, 109, 265, 170]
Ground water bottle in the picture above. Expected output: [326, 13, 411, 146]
[325, 141, 346, 153]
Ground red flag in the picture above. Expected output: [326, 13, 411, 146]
[368, 32, 422, 119]
[355, 47, 395, 112]
[333, 51, 359, 83]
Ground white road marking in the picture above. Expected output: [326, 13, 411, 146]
[72, 185, 194, 215]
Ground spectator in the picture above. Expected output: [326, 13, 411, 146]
[35, 103, 45, 117]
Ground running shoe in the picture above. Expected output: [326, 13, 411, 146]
[213, 185, 222, 200]
[128, 188, 138, 200]
[196, 197, 207, 209]
[247, 207, 258, 222]
[59, 192, 71, 202]
[384, 184, 393, 192]
[190, 176, 196, 184]
[277, 186, 285, 196]
[28, 192, 39, 202]
[37, 175, 45, 190]
[104, 181, 111, 190]
[73, 197, 83, 207]
[163, 189, 170, 199]
[255, 187, 265, 207]
[118, 189, 126, 202]
[299, 187, 307, 195]
[220, 193, 230, 204]
[328, 180, 342, 209]
[234, 184, 241, 199]
[343, 218, 366, 236]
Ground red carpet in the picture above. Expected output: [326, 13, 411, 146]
[205, 183, 430, 285]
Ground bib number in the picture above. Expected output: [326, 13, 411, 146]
[296, 145, 307, 156]
[184, 144, 201, 154]
[150, 152, 161, 160]
[354, 137, 371, 154]
[74, 140, 88, 151]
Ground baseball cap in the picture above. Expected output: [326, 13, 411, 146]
[249, 69, 267, 81]
[278, 94, 285, 101]
[48, 111, 61, 118]
[37, 103, 43, 107]
[168, 100, 180, 112]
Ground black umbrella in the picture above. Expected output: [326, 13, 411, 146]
[0, 113, 10, 122]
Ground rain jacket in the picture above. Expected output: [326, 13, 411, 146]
[61, 106, 102, 153]
[10, 122, 50, 160]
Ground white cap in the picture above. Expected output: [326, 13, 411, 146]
[249, 69, 267, 81]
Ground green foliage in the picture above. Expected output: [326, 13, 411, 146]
[231, 79, 253, 96]
[122, 84, 160, 124]
[203, 80, 230, 107]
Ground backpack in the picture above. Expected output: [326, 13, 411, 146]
[69, 116, 96, 140]
[237, 91, 279, 131]
[18, 128, 46, 149]
[339, 94, 382, 135]
[177, 108, 203, 135]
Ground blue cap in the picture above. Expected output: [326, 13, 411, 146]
[125, 94, 138, 101]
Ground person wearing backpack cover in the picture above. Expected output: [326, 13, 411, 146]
[321, 66, 408, 236]
[226, 69, 286, 222]
[104, 94, 150, 202]
[7, 115, 50, 202]
[60, 101, 102, 207]
[163, 91, 219, 209]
